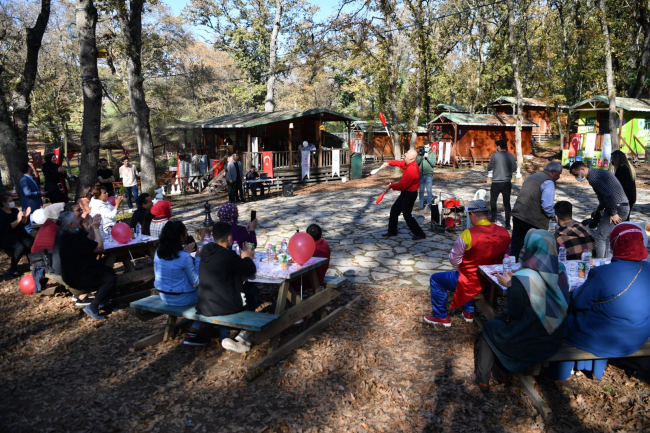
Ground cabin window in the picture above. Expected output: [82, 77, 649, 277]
[598, 112, 610, 134]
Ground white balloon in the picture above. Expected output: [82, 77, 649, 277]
[32, 208, 46, 225]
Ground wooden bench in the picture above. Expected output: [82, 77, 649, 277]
[130, 295, 280, 350]
[323, 275, 348, 289]
[474, 296, 650, 421]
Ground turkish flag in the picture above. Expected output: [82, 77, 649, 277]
[262, 151, 273, 178]
[569, 133, 580, 157]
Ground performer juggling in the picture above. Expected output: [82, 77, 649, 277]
[380, 149, 427, 240]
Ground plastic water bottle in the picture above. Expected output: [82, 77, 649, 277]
[266, 243, 273, 263]
[232, 241, 240, 256]
[135, 222, 141, 239]
[209, 233, 214, 243]
[280, 238, 288, 254]
[503, 255, 512, 274]
[203, 234, 211, 244]
[581, 251, 591, 276]
[558, 244, 567, 263]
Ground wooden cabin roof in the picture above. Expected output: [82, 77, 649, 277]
[168, 108, 358, 130]
[433, 104, 468, 113]
[429, 113, 538, 127]
[569, 96, 650, 112]
[352, 121, 428, 133]
[487, 96, 568, 109]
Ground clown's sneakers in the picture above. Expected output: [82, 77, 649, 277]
[463, 311, 475, 322]
[423, 315, 451, 327]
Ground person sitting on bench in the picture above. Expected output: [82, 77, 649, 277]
[196, 222, 257, 353]
[245, 165, 265, 199]
[549, 222, 650, 380]
[217, 202, 257, 249]
[153, 221, 205, 346]
[424, 200, 510, 327]
[552, 201, 595, 261]
[89, 186, 124, 234]
[0, 193, 34, 277]
[474, 229, 570, 393]
[58, 211, 116, 320]
[130, 193, 153, 236]
[149, 200, 171, 238]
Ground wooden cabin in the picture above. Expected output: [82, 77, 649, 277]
[565, 96, 650, 166]
[486, 97, 567, 142]
[428, 113, 536, 167]
[167, 108, 359, 185]
[432, 104, 468, 116]
[352, 121, 429, 160]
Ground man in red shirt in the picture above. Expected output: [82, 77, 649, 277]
[380, 149, 426, 240]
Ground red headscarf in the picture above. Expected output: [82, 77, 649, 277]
[151, 200, 171, 218]
[610, 223, 648, 261]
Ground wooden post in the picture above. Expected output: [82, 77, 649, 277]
[318, 116, 323, 167]
[288, 126, 293, 168]
[617, 108, 624, 146]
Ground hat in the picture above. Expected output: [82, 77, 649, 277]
[302, 141, 308, 146]
[467, 200, 488, 213]
[43, 202, 65, 220]
[151, 200, 171, 218]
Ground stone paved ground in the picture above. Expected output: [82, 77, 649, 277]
[178, 167, 650, 289]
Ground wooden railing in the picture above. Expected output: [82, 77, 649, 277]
[236, 149, 351, 170]
[633, 135, 649, 164]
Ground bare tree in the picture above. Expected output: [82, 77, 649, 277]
[76, 0, 103, 194]
[115, 0, 156, 194]
[598, 0, 619, 151]
[0, 0, 50, 195]
[265, 0, 283, 112]
[507, 0, 524, 171]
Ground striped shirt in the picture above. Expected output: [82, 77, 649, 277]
[586, 169, 628, 215]
[553, 221, 595, 261]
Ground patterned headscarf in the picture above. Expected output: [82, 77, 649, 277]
[217, 202, 238, 225]
[514, 229, 569, 334]
[610, 222, 648, 262]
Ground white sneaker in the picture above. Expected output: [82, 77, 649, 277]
[235, 330, 252, 346]
[221, 337, 250, 353]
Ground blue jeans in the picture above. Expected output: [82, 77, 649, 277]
[419, 175, 433, 207]
[429, 271, 475, 318]
[124, 185, 139, 209]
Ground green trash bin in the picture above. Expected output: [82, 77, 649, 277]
[350, 152, 363, 180]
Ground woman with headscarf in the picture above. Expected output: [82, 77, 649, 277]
[217, 202, 258, 249]
[548, 223, 650, 380]
[473, 230, 570, 393]
[42, 153, 69, 203]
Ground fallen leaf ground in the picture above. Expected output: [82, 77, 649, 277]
[2, 261, 650, 432]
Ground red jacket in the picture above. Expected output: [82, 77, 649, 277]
[388, 160, 420, 192]
[450, 224, 510, 309]
[31, 220, 58, 254]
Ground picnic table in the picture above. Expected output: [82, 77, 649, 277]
[131, 251, 347, 381]
[243, 177, 279, 200]
[477, 259, 611, 307]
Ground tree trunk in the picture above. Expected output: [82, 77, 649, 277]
[265, 0, 283, 113]
[0, 0, 50, 196]
[409, 68, 422, 150]
[628, 5, 650, 98]
[507, 0, 524, 170]
[117, 0, 157, 195]
[76, 0, 103, 195]
[599, 0, 619, 151]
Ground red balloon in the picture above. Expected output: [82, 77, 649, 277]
[378, 112, 387, 127]
[19, 274, 35, 295]
[107, 196, 116, 207]
[288, 232, 316, 266]
[112, 222, 132, 244]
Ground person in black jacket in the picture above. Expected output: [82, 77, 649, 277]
[129, 193, 153, 235]
[196, 221, 257, 353]
[42, 153, 69, 203]
[610, 150, 636, 221]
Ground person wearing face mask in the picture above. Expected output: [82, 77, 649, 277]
[379, 149, 427, 240]
[510, 161, 563, 262]
[424, 200, 510, 327]
[416, 141, 436, 209]
[0, 193, 34, 277]
[569, 161, 629, 258]
[548, 223, 650, 380]
[57, 211, 116, 320]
